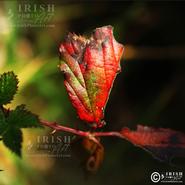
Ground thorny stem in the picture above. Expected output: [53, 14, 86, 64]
[40, 119, 124, 142]
[40, 119, 90, 137]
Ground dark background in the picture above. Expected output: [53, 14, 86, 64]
[0, 1, 185, 185]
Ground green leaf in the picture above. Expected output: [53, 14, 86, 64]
[7, 105, 42, 128]
[0, 72, 18, 105]
[0, 108, 8, 135]
[3, 128, 22, 156]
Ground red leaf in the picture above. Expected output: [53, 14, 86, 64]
[121, 125, 185, 162]
[59, 26, 124, 128]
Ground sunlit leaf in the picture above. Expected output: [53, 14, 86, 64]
[59, 25, 124, 128]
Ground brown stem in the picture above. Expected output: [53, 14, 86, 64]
[40, 119, 124, 139]
[40, 119, 90, 137]
[94, 131, 123, 138]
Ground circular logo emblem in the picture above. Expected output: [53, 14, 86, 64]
[151, 172, 160, 183]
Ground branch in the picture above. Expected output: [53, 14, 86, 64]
[40, 119, 90, 137]
[40, 119, 123, 139]
[40, 120, 185, 162]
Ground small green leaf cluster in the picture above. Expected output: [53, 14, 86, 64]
[0, 72, 42, 156]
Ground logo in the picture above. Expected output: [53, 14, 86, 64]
[151, 172, 160, 183]
[151, 171, 183, 183]
[7, 2, 55, 28]
[26, 135, 73, 158]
